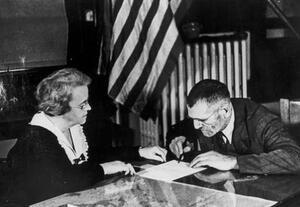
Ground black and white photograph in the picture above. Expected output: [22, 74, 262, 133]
[0, 0, 300, 206]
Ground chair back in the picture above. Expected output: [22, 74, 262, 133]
[280, 99, 300, 125]
[0, 139, 17, 159]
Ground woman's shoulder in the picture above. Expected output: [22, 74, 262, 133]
[7, 126, 58, 168]
[16, 125, 59, 149]
[25, 125, 56, 139]
[8, 125, 62, 162]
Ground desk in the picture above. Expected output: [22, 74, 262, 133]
[31, 164, 300, 207]
[176, 168, 300, 202]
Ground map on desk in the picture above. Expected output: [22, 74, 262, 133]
[137, 160, 205, 182]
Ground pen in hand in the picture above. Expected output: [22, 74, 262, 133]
[177, 139, 190, 163]
[178, 153, 184, 163]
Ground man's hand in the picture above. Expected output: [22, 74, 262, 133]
[169, 136, 192, 158]
[100, 161, 136, 175]
[193, 171, 236, 184]
[189, 151, 239, 171]
[139, 146, 167, 162]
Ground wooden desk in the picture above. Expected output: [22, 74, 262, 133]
[31, 164, 300, 207]
[176, 168, 300, 202]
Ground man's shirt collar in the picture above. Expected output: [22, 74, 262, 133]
[221, 108, 235, 144]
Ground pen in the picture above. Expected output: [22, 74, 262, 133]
[178, 139, 189, 163]
[178, 153, 184, 163]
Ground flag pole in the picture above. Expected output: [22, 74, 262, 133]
[266, 0, 300, 39]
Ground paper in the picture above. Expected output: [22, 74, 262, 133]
[137, 160, 205, 182]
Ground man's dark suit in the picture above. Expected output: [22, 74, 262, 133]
[166, 98, 300, 174]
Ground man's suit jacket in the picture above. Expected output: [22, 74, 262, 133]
[166, 98, 300, 174]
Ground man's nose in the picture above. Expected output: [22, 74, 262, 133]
[193, 120, 203, 129]
[86, 103, 92, 111]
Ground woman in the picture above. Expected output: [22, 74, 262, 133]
[6, 68, 167, 205]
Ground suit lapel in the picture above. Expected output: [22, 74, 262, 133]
[231, 99, 251, 154]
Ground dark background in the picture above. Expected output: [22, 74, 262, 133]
[0, 0, 300, 140]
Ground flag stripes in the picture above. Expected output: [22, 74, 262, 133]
[141, 37, 183, 119]
[124, 3, 176, 109]
[109, 0, 158, 100]
[108, 0, 187, 118]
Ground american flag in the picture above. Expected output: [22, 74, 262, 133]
[107, 0, 190, 119]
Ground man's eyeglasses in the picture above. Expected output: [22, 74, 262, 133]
[72, 100, 90, 110]
[191, 109, 219, 127]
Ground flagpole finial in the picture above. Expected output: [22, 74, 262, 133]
[181, 22, 202, 40]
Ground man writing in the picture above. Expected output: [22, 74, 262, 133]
[167, 79, 300, 174]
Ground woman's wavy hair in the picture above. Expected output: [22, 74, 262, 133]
[35, 68, 91, 116]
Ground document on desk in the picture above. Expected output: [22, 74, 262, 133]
[137, 160, 205, 182]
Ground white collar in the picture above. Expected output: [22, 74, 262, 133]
[30, 112, 89, 164]
[221, 107, 235, 144]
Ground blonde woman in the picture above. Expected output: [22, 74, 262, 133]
[6, 68, 166, 206]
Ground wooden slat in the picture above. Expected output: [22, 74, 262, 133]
[202, 43, 209, 79]
[289, 100, 300, 124]
[280, 98, 290, 124]
[210, 42, 217, 79]
[170, 69, 177, 125]
[218, 42, 225, 84]
[233, 40, 241, 97]
[194, 43, 201, 83]
[161, 86, 169, 145]
[186, 44, 193, 94]
[226, 41, 233, 97]
[178, 53, 186, 121]
[241, 39, 247, 97]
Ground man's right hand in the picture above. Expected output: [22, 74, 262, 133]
[169, 136, 192, 158]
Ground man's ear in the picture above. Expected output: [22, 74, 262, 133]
[219, 103, 230, 117]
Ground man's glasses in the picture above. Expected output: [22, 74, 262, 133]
[191, 109, 219, 127]
[72, 100, 90, 110]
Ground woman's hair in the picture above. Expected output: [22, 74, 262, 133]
[187, 79, 230, 108]
[36, 68, 91, 116]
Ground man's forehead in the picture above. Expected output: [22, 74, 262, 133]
[187, 101, 218, 117]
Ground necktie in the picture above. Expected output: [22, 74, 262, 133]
[215, 132, 229, 152]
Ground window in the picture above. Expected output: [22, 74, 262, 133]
[0, 0, 68, 70]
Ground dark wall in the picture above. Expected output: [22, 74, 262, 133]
[1, 0, 300, 140]
[66, 0, 300, 105]
[0, 67, 57, 140]
[0, 0, 116, 141]
[179, 0, 300, 102]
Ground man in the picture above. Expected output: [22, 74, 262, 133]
[167, 79, 300, 174]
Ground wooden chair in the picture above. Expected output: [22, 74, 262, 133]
[279, 99, 300, 125]
[262, 99, 300, 125]
[0, 139, 17, 160]
[0, 138, 17, 199]
[263, 99, 300, 146]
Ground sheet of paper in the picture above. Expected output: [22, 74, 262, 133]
[137, 160, 205, 182]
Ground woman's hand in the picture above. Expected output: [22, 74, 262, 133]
[100, 161, 135, 175]
[139, 146, 167, 162]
